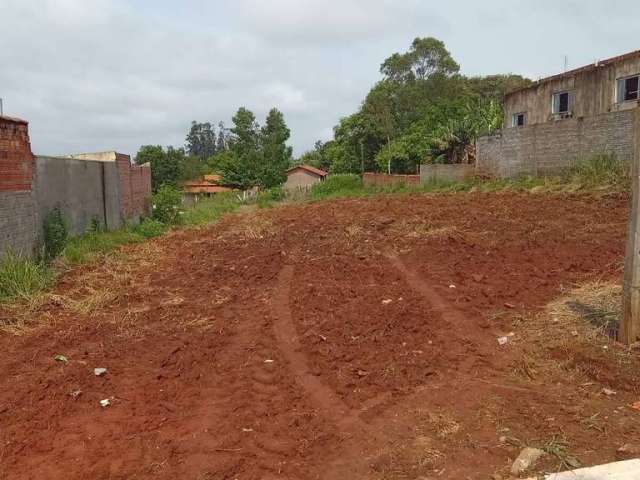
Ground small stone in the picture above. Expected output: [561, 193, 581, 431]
[510, 447, 545, 475]
[99, 399, 111, 408]
[602, 388, 617, 396]
[617, 443, 640, 459]
[498, 336, 509, 346]
[382, 299, 393, 305]
[70, 390, 82, 399]
[263, 359, 275, 364]
[499, 435, 507, 443]
[94, 368, 108, 377]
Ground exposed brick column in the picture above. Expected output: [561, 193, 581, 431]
[0, 117, 34, 191]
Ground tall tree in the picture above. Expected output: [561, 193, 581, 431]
[380, 37, 460, 82]
[219, 107, 261, 188]
[259, 108, 293, 188]
[185, 121, 217, 160]
[216, 121, 227, 152]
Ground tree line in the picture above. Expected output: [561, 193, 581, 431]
[138, 36, 531, 190]
[136, 107, 292, 191]
[296, 37, 531, 175]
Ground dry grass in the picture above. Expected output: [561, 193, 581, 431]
[546, 281, 622, 340]
[220, 213, 277, 241]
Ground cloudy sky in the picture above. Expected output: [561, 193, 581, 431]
[2, 0, 638, 157]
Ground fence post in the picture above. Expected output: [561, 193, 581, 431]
[622, 109, 640, 344]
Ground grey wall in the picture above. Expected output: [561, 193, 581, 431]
[35, 156, 122, 236]
[477, 109, 637, 178]
[0, 191, 39, 256]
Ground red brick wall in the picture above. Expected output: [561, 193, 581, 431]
[0, 117, 34, 191]
[115, 153, 151, 220]
[363, 173, 420, 187]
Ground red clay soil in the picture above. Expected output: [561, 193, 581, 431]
[1, 191, 639, 480]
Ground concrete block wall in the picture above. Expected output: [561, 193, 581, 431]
[35, 156, 122, 236]
[0, 117, 39, 255]
[477, 109, 637, 178]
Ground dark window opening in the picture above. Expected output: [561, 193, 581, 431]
[625, 76, 639, 101]
[513, 113, 526, 127]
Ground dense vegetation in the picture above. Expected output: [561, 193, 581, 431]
[297, 37, 531, 174]
[136, 108, 292, 191]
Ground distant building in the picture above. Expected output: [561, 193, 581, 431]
[182, 174, 232, 206]
[477, 49, 640, 178]
[284, 165, 328, 192]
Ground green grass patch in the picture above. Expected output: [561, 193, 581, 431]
[181, 192, 241, 226]
[61, 229, 145, 265]
[0, 251, 53, 303]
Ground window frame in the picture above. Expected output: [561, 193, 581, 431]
[551, 90, 571, 115]
[512, 112, 527, 127]
[617, 74, 640, 103]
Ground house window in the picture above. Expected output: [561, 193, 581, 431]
[512, 112, 526, 127]
[617, 75, 640, 103]
[552, 91, 571, 115]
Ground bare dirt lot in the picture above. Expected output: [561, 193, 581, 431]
[1, 191, 639, 480]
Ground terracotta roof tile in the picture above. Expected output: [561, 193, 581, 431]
[287, 164, 328, 177]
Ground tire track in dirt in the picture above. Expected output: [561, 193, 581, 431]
[386, 253, 497, 373]
[272, 265, 359, 431]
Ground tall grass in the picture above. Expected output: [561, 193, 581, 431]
[0, 251, 53, 303]
[565, 154, 630, 188]
[181, 192, 241, 226]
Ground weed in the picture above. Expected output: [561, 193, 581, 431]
[134, 218, 167, 239]
[565, 153, 630, 188]
[152, 185, 183, 224]
[43, 207, 68, 261]
[0, 251, 53, 303]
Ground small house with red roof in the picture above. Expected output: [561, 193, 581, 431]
[284, 165, 328, 192]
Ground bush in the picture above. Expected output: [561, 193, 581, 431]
[257, 187, 285, 208]
[311, 174, 363, 199]
[133, 218, 167, 239]
[152, 185, 183, 224]
[43, 207, 68, 261]
[0, 251, 52, 302]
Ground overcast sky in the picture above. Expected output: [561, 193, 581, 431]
[2, 0, 638, 157]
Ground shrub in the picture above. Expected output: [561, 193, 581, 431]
[152, 185, 183, 224]
[0, 251, 52, 302]
[257, 187, 285, 208]
[134, 218, 167, 238]
[43, 207, 68, 261]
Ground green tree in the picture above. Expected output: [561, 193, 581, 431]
[380, 37, 460, 82]
[135, 145, 180, 191]
[219, 107, 261, 189]
[185, 121, 217, 160]
[259, 108, 293, 188]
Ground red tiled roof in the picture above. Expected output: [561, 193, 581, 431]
[287, 164, 328, 177]
[508, 49, 640, 96]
